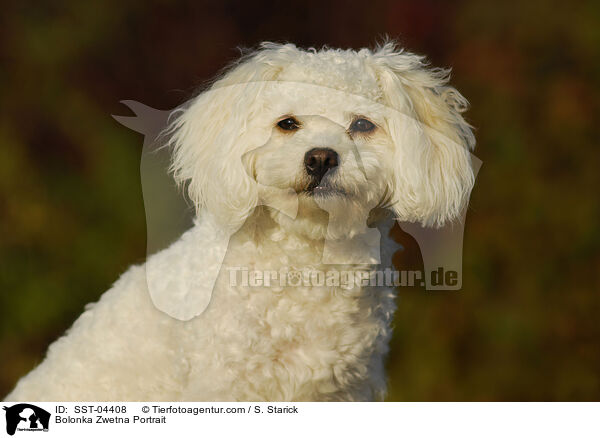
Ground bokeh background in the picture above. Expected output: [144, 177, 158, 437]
[1, 0, 599, 400]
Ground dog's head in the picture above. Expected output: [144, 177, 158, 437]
[167, 42, 475, 238]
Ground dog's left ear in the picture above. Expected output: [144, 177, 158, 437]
[374, 45, 476, 227]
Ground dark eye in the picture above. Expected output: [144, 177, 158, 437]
[349, 118, 376, 133]
[277, 117, 300, 131]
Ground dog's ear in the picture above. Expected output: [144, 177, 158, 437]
[373, 44, 476, 227]
[165, 57, 280, 232]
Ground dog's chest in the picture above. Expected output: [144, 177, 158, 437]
[177, 229, 395, 400]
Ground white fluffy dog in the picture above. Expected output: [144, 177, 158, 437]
[6, 42, 475, 401]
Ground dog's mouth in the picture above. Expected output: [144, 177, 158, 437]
[302, 179, 347, 197]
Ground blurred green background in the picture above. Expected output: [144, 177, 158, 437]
[1, 0, 599, 400]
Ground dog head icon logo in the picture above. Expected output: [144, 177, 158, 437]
[3, 404, 50, 435]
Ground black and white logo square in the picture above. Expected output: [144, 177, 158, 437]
[3, 404, 50, 436]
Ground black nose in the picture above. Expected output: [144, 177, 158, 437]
[304, 148, 339, 180]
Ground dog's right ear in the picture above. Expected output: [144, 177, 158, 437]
[147, 44, 297, 320]
[165, 54, 282, 233]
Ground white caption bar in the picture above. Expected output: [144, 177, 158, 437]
[1, 402, 599, 438]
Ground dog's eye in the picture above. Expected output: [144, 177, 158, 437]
[349, 118, 376, 133]
[277, 117, 301, 131]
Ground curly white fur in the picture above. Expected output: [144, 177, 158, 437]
[5, 41, 475, 402]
